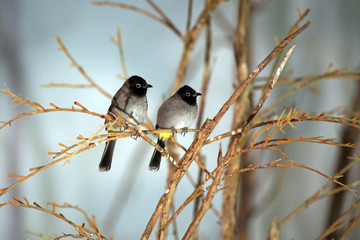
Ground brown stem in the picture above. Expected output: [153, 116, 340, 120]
[92, 1, 183, 39]
[186, 0, 193, 33]
[222, 0, 251, 239]
[145, 0, 183, 39]
[193, 0, 212, 239]
[173, 0, 224, 92]
[55, 36, 112, 99]
[141, 21, 310, 239]
[183, 151, 226, 239]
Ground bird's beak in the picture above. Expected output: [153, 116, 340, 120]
[145, 84, 153, 88]
[194, 92, 202, 97]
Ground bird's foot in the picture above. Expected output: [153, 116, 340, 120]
[131, 126, 141, 140]
[170, 127, 177, 137]
[181, 127, 188, 136]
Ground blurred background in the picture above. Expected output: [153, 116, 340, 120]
[0, 0, 359, 239]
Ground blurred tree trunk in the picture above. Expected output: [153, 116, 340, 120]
[0, 0, 24, 239]
[325, 79, 360, 239]
[221, 0, 251, 239]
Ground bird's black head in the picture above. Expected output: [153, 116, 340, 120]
[128, 75, 153, 96]
[177, 85, 201, 105]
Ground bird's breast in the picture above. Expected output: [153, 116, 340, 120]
[124, 95, 148, 123]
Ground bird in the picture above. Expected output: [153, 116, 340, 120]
[149, 85, 201, 171]
[99, 75, 152, 172]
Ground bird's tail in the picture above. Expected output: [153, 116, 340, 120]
[149, 138, 166, 171]
[99, 139, 117, 172]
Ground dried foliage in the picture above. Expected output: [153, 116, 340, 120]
[1, 2, 360, 240]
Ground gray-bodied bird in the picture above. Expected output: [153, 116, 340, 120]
[99, 75, 152, 172]
[149, 85, 201, 171]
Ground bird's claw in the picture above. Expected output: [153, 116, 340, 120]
[181, 127, 188, 136]
[131, 126, 141, 139]
[170, 127, 177, 137]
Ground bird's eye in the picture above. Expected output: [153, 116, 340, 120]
[136, 83, 141, 88]
[185, 92, 191, 97]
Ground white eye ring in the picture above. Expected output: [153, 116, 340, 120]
[185, 92, 191, 97]
[136, 83, 141, 88]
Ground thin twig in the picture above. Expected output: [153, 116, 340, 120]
[186, 0, 193, 33]
[41, 83, 92, 88]
[317, 199, 360, 239]
[280, 157, 360, 227]
[262, 8, 310, 95]
[204, 110, 360, 145]
[339, 207, 360, 240]
[145, 0, 183, 39]
[1, 197, 102, 239]
[110, 27, 128, 79]
[93, 1, 183, 39]
[55, 36, 112, 99]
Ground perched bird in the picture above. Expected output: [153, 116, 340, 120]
[99, 75, 152, 172]
[149, 85, 201, 171]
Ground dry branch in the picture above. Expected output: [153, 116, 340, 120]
[1, 196, 103, 239]
[3, 2, 360, 239]
[55, 36, 112, 99]
[140, 21, 310, 240]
